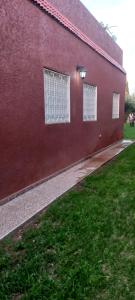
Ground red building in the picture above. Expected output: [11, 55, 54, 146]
[0, 0, 126, 202]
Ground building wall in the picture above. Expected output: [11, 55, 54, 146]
[0, 0, 126, 201]
[48, 0, 123, 65]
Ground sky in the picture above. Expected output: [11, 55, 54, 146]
[81, 0, 135, 94]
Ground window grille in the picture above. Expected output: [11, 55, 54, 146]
[83, 84, 97, 121]
[44, 69, 70, 124]
[112, 93, 120, 119]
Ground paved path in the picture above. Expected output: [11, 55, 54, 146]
[0, 140, 133, 240]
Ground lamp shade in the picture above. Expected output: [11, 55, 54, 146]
[77, 66, 87, 79]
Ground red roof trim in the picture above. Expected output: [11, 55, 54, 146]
[32, 0, 126, 74]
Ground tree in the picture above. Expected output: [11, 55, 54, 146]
[125, 80, 129, 97]
[125, 81, 135, 119]
[125, 101, 135, 114]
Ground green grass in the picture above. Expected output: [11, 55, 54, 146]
[1, 144, 135, 299]
[124, 123, 135, 140]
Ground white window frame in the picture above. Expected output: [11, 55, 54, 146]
[44, 69, 70, 124]
[112, 93, 120, 119]
[83, 84, 97, 121]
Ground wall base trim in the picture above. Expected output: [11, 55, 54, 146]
[0, 140, 122, 206]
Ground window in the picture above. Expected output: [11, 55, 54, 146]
[112, 93, 120, 119]
[44, 69, 70, 124]
[83, 84, 97, 121]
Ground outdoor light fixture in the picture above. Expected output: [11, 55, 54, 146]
[77, 65, 87, 79]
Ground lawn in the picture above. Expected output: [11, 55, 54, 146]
[1, 131, 135, 299]
[124, 123, 135, 140]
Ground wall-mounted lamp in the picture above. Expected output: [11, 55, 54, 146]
[77, 65, 87, 79]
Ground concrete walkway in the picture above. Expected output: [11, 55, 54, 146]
[0, 139, 133, 240]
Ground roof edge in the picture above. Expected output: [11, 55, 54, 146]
[32, 0, 126, 74]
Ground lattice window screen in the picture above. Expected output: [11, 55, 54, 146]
[44, 69, 70, 124]
[112, 93, 120, 119]
[83, 84, 97, 121]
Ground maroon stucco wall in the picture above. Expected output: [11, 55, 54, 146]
[0, 0, 126, 201]
[48, 0, 123, 65]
